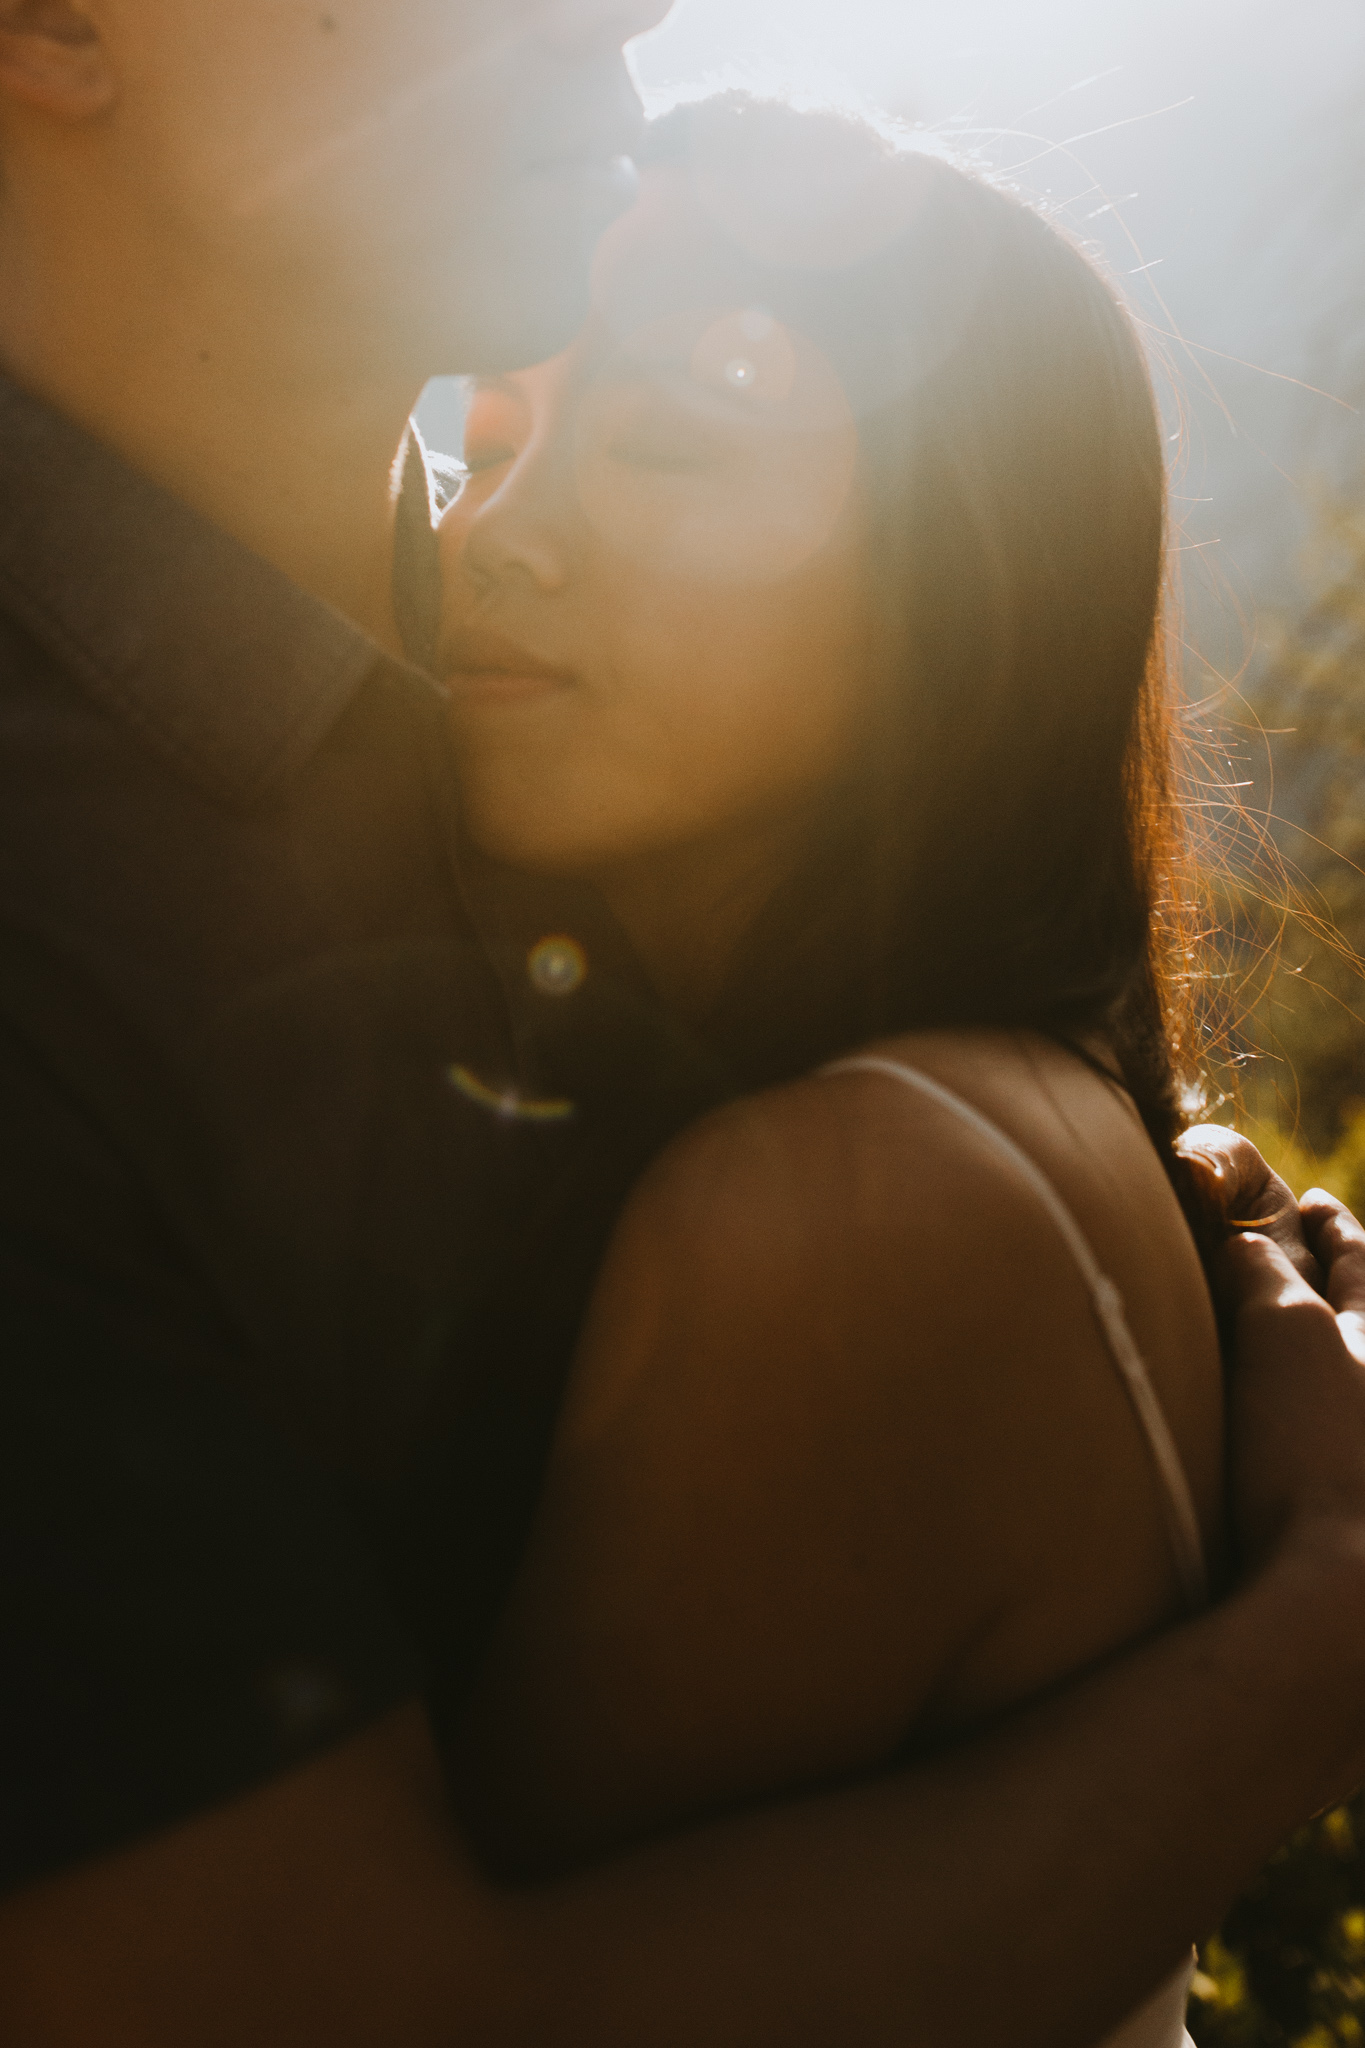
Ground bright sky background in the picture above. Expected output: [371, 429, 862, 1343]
[630, 0, 1171, 116]
[628, 0, 1361, 297]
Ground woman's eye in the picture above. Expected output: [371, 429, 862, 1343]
[461, 385, 528, 475]
[462, 441, 516, 475]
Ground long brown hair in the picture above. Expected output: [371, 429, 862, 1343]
[640, 97, 1201, 1195]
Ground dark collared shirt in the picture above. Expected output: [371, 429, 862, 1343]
[0, 379, 718, 1892]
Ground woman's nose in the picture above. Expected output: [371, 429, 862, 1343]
[459, 475, 574, 595]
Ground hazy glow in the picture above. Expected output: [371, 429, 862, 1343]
[418, 0, 1365, 663]
[627, 0, 1344, 135]
[629, 0, 1161, 127]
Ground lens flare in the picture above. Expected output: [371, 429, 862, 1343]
[528, 934, 589, 996]
[447, 1064, 577, 1123]
[576, 296, 858, 586]
[693, 309, 800, 407]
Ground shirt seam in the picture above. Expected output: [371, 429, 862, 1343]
[0, 558, 378, 808]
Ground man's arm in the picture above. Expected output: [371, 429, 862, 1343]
[5, 1197, 1365, 2048]
[1, 1546, 1362, 2048]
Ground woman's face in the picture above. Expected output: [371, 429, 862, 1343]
[437, 166, 872, 881]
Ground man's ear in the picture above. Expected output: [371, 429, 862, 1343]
[0, 1, 116, 119]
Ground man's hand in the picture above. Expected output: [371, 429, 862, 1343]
[1177, 1124, 1323, 1289]
[1223, 1191, 1365, 1568]
[1303, 1189, 1365, 1363]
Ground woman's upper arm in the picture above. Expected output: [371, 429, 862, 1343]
[456, 1083, 1093, 1873]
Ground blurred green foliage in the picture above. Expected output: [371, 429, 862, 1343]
[1190, 1803, 1365, 2047]
[1206, 493, 1365, 1158]
[1186, 493, 1365, 2044]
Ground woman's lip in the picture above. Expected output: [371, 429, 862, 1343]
[445, 667, 576, 705]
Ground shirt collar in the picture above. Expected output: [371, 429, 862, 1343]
[0, 373, 446, 806]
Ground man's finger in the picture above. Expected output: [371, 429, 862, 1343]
[1223, 1226, 1365, 1566]
[1178, 1125, 1272, 1205]
[1301, 1192, 1365, 1357]
[1179, 1126, 1324, 1289]
[1222, 1230, 1325, 1320]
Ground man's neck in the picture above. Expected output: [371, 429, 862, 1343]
[0, 210, 420, 655]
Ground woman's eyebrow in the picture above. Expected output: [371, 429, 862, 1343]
[597, 335, 695, 380]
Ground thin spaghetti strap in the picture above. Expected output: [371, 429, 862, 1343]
[822, 1054, 1209, 1614]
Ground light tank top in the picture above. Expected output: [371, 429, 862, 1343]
[824, 1056, 1207, 2048]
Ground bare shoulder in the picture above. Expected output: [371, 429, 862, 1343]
[579, 1029, 1155, 1408]
[643, 1023, 1225, 1391]
[465, 1055, 1097, 1864]
[464, 1030, 1224, 1867]
[571, 1023, 1223, 1699]
[589, 1033, 1070, 1321]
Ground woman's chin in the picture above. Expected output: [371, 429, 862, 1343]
[457, 800, 606, 880]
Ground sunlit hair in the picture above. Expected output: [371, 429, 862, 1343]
[639, 95, 1204, 1209]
